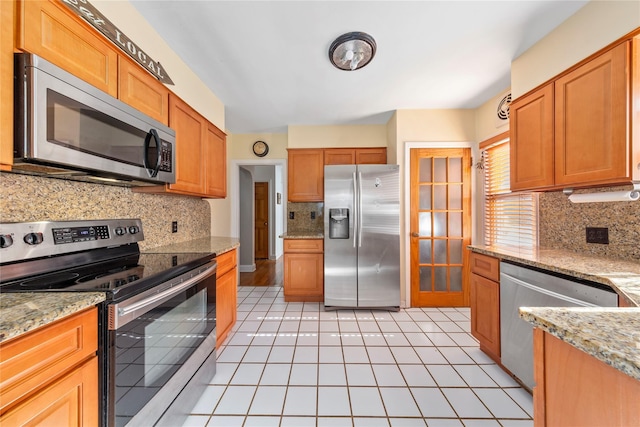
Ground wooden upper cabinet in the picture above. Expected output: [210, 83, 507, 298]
[356, 148, 387, 164]
[205, 122, 227, 198]
[510, 83, 555, 191]
[288, 149, 324, 202]
[118, 57, 169, 125]
[554, 41, 630, 187]
[324, 149, 356, 165]
[324, 148, 387, 165]
[135, 95, 227, 198]
[18, 0, 118, 97]
[168, 95, 205, 195]
[510, 37, 639, 192]
[0, 0, 14, 170]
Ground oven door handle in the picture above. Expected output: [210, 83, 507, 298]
[109, 261, 216, 329]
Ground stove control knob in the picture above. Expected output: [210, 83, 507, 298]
[24, 232, 44, 245]
[115, 227, 126, 236]
[128, 226, 140, 235]
[0, 234, 13, 248]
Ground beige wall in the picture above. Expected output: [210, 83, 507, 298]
[288, 125, 388, 148]
[386, 112, 399, 165]
[228, 133, 289, 160]
[511, 0, 640, 99]
[94, 1, 225, 130]
[475, 88, 510, 143]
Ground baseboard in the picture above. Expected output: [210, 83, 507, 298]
[239, 264, 256, 273]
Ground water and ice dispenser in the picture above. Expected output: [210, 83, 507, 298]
[328, 208, 349, 239]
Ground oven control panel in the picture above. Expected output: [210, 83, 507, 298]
[52, 225, 110, 244]
[0, 219, 144, 264]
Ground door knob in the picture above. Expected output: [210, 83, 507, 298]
[411, 232, 420, 238]
[264, 222, 268, 226]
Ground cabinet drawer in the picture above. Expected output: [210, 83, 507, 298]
[216, 248, 237, 278]
[469, 252, 500, 282]
[284, 239, 324, 253]
[0, 307, 98, 412]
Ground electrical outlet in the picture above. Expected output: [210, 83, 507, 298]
[172, 221, 178, 233]
[289, 212, 294, 220]
[586, 227, 608, 244]
[311, 211, 316, 220]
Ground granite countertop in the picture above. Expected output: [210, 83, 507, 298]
[0, 292, 106, 343]
[469, 245, 640, 306]
[280, 232, 324, 239]
[142, 236, 240, 255]
[519, 307, 640, 381]
[469, 245, 640, 381]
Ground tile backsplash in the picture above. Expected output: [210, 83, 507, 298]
[0, 174, 210, 250]
[539, 185, 640, 262]
[287, 202, 324, 233]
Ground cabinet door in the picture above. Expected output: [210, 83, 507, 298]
[205, 122, 227, 198]
[216, 267, 237, 348]
[470, 273, 500, 361]
[510, 84, 554, 191]
[19, 0, 118, 97]
[169, 95, 205, 195]
[554, 42, 629, 187]
[118, 57, 169, 125]
[0, 357, 98, 427]
[288, 149, 324, 202]
[356, 148, 387, 164]
[0, 0, 13, 170]
[535, 330, 640, 427]
[324, 149, 356, 165]
[284, 253, 324, 302]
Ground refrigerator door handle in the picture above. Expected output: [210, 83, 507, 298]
[353, 172, 358, 248]
[358, 171, 363, 248]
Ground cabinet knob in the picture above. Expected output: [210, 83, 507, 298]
[411, 232, 420, 238]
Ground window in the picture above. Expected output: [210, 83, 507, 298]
[481, 133, 538, 251]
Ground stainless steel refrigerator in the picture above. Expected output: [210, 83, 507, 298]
[324, 164, 400, 309]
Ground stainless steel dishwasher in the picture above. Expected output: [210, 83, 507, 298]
[500, 261, 618, 391]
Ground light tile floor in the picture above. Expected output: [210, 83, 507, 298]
[182, 285, 533, 427]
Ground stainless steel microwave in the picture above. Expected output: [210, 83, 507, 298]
[13, 53, 176, 186]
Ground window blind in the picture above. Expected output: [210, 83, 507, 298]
[483, 140, 538, 250]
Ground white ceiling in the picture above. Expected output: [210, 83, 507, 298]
[130, 1, 588, 134]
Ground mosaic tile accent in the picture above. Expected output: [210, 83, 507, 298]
[0, 174, 210, 250]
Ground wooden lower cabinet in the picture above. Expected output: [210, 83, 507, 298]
[0, 357, 98, 427]
[469, 252, 500, 362]
[283, 239, 324, 302]
[470, 273, 500, 362]
[533, 329, 640, 427]
[0, 307, 98, 426]
[216, 248, 238, 348]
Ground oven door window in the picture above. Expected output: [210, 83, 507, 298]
[112, 278, 215, 426]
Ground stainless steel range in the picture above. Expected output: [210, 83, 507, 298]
[0, 219, 217, 426]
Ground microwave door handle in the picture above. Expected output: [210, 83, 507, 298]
[144, 128, 162, 177]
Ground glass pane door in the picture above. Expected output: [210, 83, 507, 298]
[410, 148, 471, 307]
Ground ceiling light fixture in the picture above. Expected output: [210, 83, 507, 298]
[328, 32, 376, 71]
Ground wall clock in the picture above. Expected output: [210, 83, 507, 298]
[252, 140, 269, 157]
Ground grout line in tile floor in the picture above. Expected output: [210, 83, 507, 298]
[180, 285, 533, 427]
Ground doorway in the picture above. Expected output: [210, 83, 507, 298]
[409, 147, 471, 307]
[231, 160, 286, 275]
[254, 182, 269, 259]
